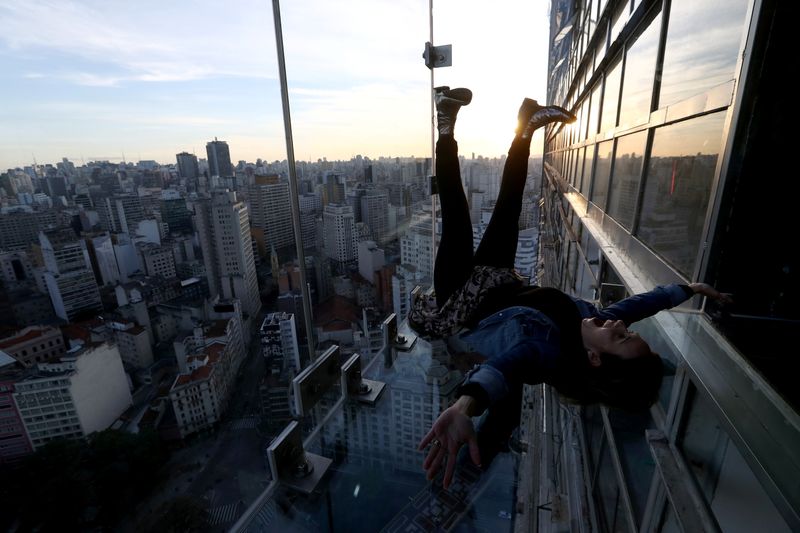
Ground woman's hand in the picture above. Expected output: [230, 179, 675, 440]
[689, 282, 733, 304]
[418, 396, 482, 489]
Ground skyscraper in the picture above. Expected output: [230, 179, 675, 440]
[39, 228, 102, 321]
[360, 190, 389, 244]
[535, 0, 797, 530]
[195, 191, 260, 317]
[323, 204, 357, 266]
[205, 138, 233, 178]
[175, 151, 200, 179]
[248, 175, 294, 253]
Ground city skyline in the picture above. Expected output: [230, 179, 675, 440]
[0, 0, 550, 171]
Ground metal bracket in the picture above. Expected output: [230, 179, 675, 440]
[341, 353, 386, 406]
[423, 42, 452, 69]
[267, 420, 332, 494]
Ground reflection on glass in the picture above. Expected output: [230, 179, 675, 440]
[607, 130, 648, 229]
[245, 332, 523, 532]
[580, 144, 596, 196]
[595, 443, 634, 533]
[608, 408, 656, 525]
[678, 388, 793, 533]
[600, 59, 622, 134]
[659, 0, 749, 107]
[637, 112, 725, 276]
[595, 25, 608, 68]
[591, 140, 614, 209]
[587, 84, 603, 138]
[618, 12, 662, 128]
[610, 1, 629, 45]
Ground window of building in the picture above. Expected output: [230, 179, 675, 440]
[601, 58, 622, 134]
[677, 386, 792, 532]
[618, 10, 662, 129]
[580, 144, 596, 196]
[587, 83, 603, 139]
[659, 0, 749, 108]
[590, 139, 615, 209]
[636, 111, 725, 277]
[607, 129, 648, 230]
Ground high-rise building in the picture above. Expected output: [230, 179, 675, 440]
[205, 138, 233, 178]
[0, 208, 58, 251]
[400, 211, 433, 277]
[248, 175, 294, 252]
[0, 354, 33, 464]
[39, 228, 102, 322]
[360, 190, 389, 244]
[160, 196, 193, 235]
[195, 191, 260, 317]
[96, 195, 145, 234]
[323, 204, 357, 265]
[11, 342, 131, 450]
[535, 0, 797, 530]
[259, 312, 300, 374]
[175, 151, 200, 179]
[138, 243, 177, 279]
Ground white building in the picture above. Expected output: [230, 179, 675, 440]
[259, 312, 300, 374]
[108, 320, 154, 368]
[357, 240, 385, 283]
[12, 342, 132, 449]
[392, 264, 425, 322]
[39, 229, 102, 322]
[195, 191, 261, 318]
[323, 204, 357, 265]
[400, 211, 434, 277]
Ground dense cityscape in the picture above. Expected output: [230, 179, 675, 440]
[0, 138, 542, 530]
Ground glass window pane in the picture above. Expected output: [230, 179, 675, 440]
[610, 1, 629, 45]
[637, 112, 725, 276]
[595, 24, 608, 68]
[607, 130, 648, 229]
[580, 144, 596, 196]
[659, 0, 749, 107]
[608, 408, 656, 525]
[591, 140, 614, 209]
[595, 442, 634, 533]
[678, 388, 793, 533]
[600, 59, 622, 134]
[618, 12, 662, 129]
[587, 84, 603, 138]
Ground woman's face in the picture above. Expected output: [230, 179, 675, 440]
[580, 318, 652, 364]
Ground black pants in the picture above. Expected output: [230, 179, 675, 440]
[434, 134, 531, 307]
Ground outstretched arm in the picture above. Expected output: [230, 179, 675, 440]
[576, 283, 732, 326]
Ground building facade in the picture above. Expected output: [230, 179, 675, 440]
[323, 204, 357, 265]
[0, 326, 66, 368]
[248, 175, 294, 252]
[529, 0, 798, 531]
[195, 191, 261, 318]
[11, 342, 131, 450]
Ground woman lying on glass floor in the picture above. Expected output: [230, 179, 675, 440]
[410, 87, 733, 489]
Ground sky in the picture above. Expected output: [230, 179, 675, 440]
[0, 0, 551, 170]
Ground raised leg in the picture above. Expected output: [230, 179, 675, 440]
[474, 99, 576, 268]
[434, 134, 475, 307]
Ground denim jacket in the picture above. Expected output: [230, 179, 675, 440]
[457, 284, 692, 410]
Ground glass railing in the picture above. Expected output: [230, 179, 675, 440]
[234, 317, 523, 532]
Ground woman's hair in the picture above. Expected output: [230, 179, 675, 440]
[551, 349, 664, 411]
